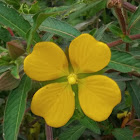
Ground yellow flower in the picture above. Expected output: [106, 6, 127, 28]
[24, 34, 121, 127]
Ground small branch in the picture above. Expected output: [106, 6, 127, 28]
[107, 34, 140, 47]
[45, 123, 53, 140]
[7, 27, 14, 36]
[123, 1, 137, 13]
[129, 72, 140, 78]
[114, 7, 127, 35]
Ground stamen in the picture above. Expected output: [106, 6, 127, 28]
[67, 73, 77, 85]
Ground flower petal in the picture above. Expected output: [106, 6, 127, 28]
[31, 82, 75, 127]
[24, 42, 69, 81]
[78, 75, 121, 121]
[69, 34, 111, 74]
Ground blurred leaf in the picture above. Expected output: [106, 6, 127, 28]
[27, 5, 75, 52]
[127, 80, 140, 118]
[108, 24, 123, 37]
[4, 0, 20, 9]
[0, 1, 40, 43]
[108, 25, 132, 43]
[94, 22, 112, 40]
[79, 116, 100, 134]
[7, 40, 25, 60]
[112, 128, 139, 140]
[27, 122, 40, 140]
[75, 15, 100, 31]
[128, 119, 140, 127]
[68, 0, 105, 22]
[0, 71, 20, 91]
[44, 5, 76, 14]
[29, 1, 40, 14]
[0, 46, 8, 53]
[11, 64, 20, 79]
[116, 81, 126, 92]
[0, 27, 11, 42]
[104, 72, 131, 91]
[3, 75, 32, 140]
[27, 13, 54, 52]
[122, 35, 132, 43]
[130, 46, 140, 59]
[133, 127, 140, 137]
[129, 6, 140, 29]
[108, 50, 140, 73]
[104, 72, 132, 82]
[40, 17, 81, 41]
[0, 65, 13, 73]
[42, 32, 54, 41]
[59, 125, 86, 140]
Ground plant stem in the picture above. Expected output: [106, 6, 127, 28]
[107, 34, 140, 47]
[123, 1, 137, 13]
[45, 123, 53, 140]
[114, 7, 127, 35]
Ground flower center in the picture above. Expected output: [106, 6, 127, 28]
[67, 73, 77, 85]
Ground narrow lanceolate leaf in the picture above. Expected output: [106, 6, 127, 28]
[0, 1, 40, 43]
[39, 17, 81, 41]
[68, 0, 105, 22]
[79, 116, 100, 134]
[94, 22, 112, 40]
[128, 6, 140, 29]
[3, 75, 32, 140]
[127, 80, 140, 118]
[27, 8, 65, 51]
[108, 50, 140, 73]
[59, 125, 86, 140]
[112, 128, 139, 140]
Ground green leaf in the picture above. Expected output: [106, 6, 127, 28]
[10, 64, 20, 79]
[0, 1, 40, 43]
[39, 17, 81, 41]
[104, 72, 132, 82]
[112, 128, 139, 140]
[0, 46, 8, 53]
[29, 1, 40, 14]
[129, 6, 140, 29]
[127, 80, 140, 118]
[79, 116, 100, 134]
[0, 71, 20, 91]
[0, 65, 13, 73]
[27, 13, 55, 53]
[4, 0, 20, 9]
[3, 75, 32, 140]
[7, 40, 25, 60]
[122, 35, 132, 43]
[108, 50, 140, 73]
[108, 24, 123, 37]
[104, 73, 131, 91]
[59, 125, 86, 140]
[27, 5, 75, 52]
[94, 22, 112, 40]
[42, 32, 54, 41]
[68, 0, 106, 22]
[0, 27, 11, 42]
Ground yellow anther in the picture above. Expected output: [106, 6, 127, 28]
[67, 73, 77, 85]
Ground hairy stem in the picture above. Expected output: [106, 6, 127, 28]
[45, 123, 53, 140]
[123, 1, 137, 13]
[107, 34, 140, 47]
[114, 7, 127, 35]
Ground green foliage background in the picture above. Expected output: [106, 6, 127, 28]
[0, 0, 140, 140]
